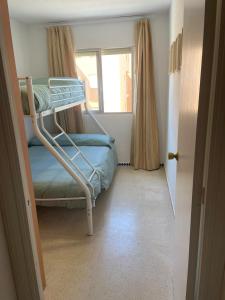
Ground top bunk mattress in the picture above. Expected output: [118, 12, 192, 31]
[20, 77, 85, 114]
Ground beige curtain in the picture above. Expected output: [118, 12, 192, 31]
[131, 19, 160, 170]
[47, 26, 84, 133]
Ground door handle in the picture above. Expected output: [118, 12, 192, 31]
[168, 152, 179, 161]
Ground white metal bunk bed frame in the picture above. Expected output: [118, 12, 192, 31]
[19, 76, 109, 235]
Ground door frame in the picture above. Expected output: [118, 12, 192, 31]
[195, 0, 225, 298]
[1, 0, 225, 298]
[187, 0, 225, 299]
[0, 0, 44, 299]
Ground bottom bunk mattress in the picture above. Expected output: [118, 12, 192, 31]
[29, 144, 117, 208]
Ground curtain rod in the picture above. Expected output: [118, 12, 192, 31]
[45, 14, 150, 28]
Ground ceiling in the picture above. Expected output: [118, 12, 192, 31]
[8, 0, 170, 24]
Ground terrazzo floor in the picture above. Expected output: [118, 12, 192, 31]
[38, 166, 174, 300]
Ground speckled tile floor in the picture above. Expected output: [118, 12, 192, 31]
[38, 167, 174, 300]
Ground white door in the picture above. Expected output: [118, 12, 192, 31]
[173, 0, 205, 299]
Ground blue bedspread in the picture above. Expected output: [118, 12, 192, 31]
[29, 133, 115, 148]
[29, 144, 117, 208]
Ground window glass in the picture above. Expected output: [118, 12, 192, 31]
[102, 50, 132, 112]
[76, 51, 99, 111]
[76, 48, 133, 113]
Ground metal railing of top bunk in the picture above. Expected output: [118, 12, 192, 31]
[18, 76, 109, 236]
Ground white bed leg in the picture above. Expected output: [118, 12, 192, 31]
[86, 195, 93, 236]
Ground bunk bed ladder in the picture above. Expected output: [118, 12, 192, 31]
[39, 111, 100, 207]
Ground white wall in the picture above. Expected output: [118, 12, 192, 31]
[0, 213, 17, 300]
[24, 13, 169, 163]
[10, 19, 35, 142]
[84, 113, 133, 162]
[150, 14, 170, 163]
[74, 15, 169, 163]
[10, 19, 31, 76]
[73, 12, 169, 162]
[10, 13, 169, 163]
[27, 25, 49, 78]
[165, 0, 184, 211]
[74, 20, 135, 163]
[10, 19, 55, 142]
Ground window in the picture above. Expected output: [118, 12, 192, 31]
[76, 51, 100, 111]
[76, 48, 133, 113]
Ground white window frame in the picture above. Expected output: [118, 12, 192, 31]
[76, 47, 134, 114]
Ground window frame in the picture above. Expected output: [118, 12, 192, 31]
[76, 47, 134, 114]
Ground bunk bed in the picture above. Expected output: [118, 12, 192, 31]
[19, 77, 118, 235]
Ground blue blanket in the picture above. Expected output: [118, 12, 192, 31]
[29, 144, 117, 208]
[29, 133, 115, 149]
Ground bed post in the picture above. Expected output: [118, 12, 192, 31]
[86, 195, 93, 236]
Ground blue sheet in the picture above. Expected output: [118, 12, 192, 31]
[29, 145, 117, 208]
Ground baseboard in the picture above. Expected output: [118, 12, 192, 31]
[118, 163, 164, 167]
[117, 162, 131, 166]
[164, 166, 176, 216]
